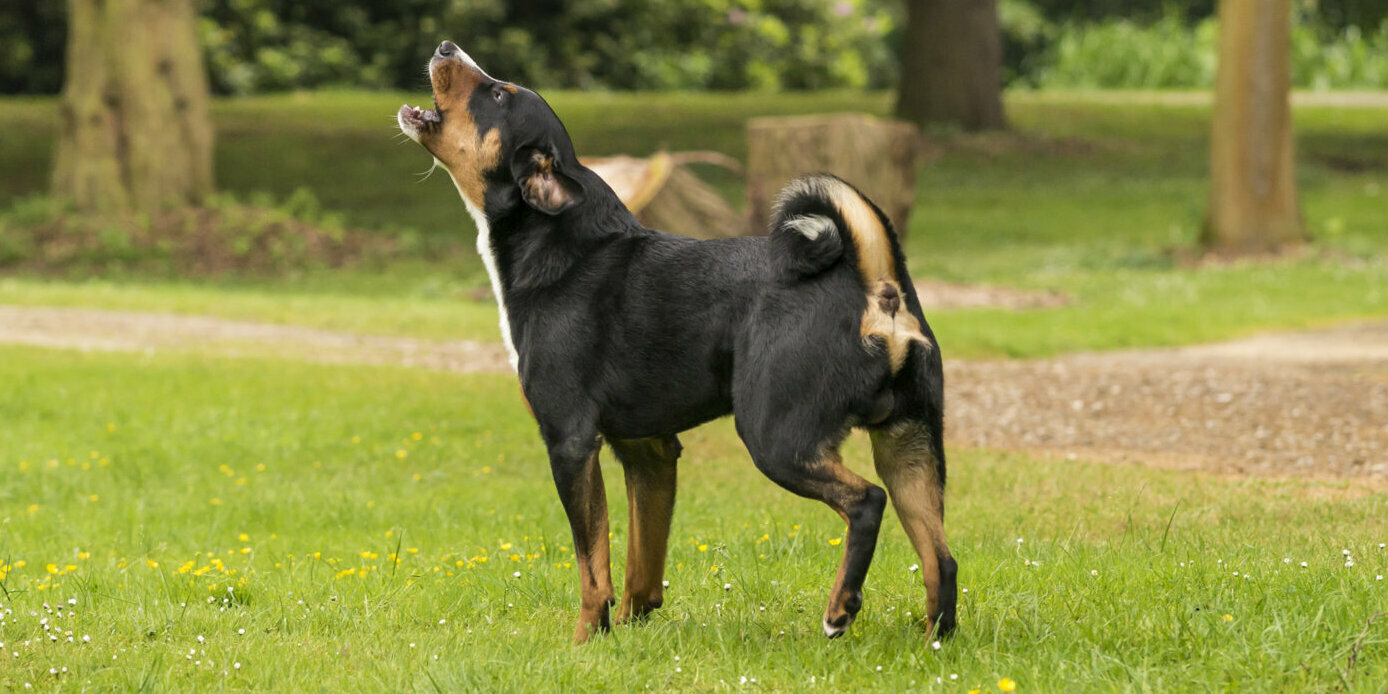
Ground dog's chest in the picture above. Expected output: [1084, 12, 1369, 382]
[460, 195, 520, 371]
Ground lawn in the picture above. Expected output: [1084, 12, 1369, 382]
[2, 345, 1385, 691]
[1, 89, 1385, 357]
[1, 90, 1387, 690]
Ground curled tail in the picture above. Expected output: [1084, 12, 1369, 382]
[768, 174, 900, 285]
[768, 174, 929, 371]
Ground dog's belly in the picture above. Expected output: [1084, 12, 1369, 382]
[595, 358, 734, 440]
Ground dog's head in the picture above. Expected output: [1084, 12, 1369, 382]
[398, 41, 583, 217]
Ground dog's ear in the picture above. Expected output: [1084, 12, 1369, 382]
[510, 146, 583, 215]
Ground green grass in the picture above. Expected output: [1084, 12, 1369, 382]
[3, 89, 1385, 357]
[1, 345, 1385, 690]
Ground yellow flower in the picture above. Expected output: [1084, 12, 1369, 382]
[335, 568, 357, 579]
[239, 547, 251, 554]
[395, 450, 408, 459]
[238, 533, 250, 542]
[1222, 614, 1234, 622]
[47, 563, 59, 574]
[998, 678, 1017, 692]
[209, 498, 222, 506]
[88, 494, 99, 502]
[698, 544, 708, 552]
[77, 552, 90, 560]
[828, 538, 843, 546]
[411, 432, 423, 441]
[500, 542, 513, 551]
[27, 504, 39, 514]
[106, 423, 117, 432]
[64, 564, 76, 573]
[146, 559, 159, 569]
[969, 690, 981, 694]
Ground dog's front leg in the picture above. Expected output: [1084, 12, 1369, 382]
[611, 436, 681, 622]
[549, 433, 614, 643]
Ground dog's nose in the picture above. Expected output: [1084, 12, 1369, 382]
[436, 41, 460, 58]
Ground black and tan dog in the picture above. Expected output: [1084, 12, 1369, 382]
[398, 40, 956, 644]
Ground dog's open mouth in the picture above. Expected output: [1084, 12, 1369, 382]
[397, 103, 441, 142]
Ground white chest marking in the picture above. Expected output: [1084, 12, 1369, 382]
[446, 168, 519, 371]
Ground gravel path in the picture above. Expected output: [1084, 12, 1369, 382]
[948, 322, 1388, 478]
[2, 304, 1384, 478]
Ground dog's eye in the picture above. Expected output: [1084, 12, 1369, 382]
[492, 87, 507, 104]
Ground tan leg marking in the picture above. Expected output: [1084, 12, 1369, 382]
[567, 449, 614, 643]
[612, 437, 679, 622]
[871, 423, 953, 636]
[797, 451, 885, 637]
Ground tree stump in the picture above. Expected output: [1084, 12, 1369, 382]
[746, 113, 925, 237]
[583, 151, 745, 239]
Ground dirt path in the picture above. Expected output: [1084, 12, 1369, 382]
[2, 304, 1385, 478]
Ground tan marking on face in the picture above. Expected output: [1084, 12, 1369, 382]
[502, 84, 518, 94]
[423, 59, 504, 208]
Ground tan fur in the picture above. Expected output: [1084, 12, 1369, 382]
[828, 184, 895, 284]
[612, 438, 679, 623]
[569, 448, 615, 644]
[520, 151, 575, 212]
[823, 180, 932, 372]
[799, 451, 879, 634]
[870, 423, 950, 635]
[425, 60, 504, 207]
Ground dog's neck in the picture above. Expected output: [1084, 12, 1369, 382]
[462, 163, 642, 371]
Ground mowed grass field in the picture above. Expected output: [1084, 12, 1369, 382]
[1, 90, 1387, 690]
[3, 346, 1386, 691]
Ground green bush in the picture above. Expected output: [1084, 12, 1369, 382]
[0, 189, 439, 279]
[1035, 9, 1388, 89]
[197, 0, 899, 94]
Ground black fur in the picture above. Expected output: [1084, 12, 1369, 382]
[403, 43, 953, 639]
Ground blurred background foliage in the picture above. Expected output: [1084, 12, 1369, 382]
[2, 0, 1387, 95]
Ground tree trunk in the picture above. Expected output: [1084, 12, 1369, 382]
[895, 0, 1006, 132]
[53, 0, 214, 214]
[1202, 0, 1305, 254]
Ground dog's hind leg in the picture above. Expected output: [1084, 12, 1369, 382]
[548, 433, 615, 643]
[742, 438, 887, 638]
[870, 418, 957, 638]
[610, 436, 681, 623]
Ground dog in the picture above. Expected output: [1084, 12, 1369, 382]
[398, 40, 957, 644]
